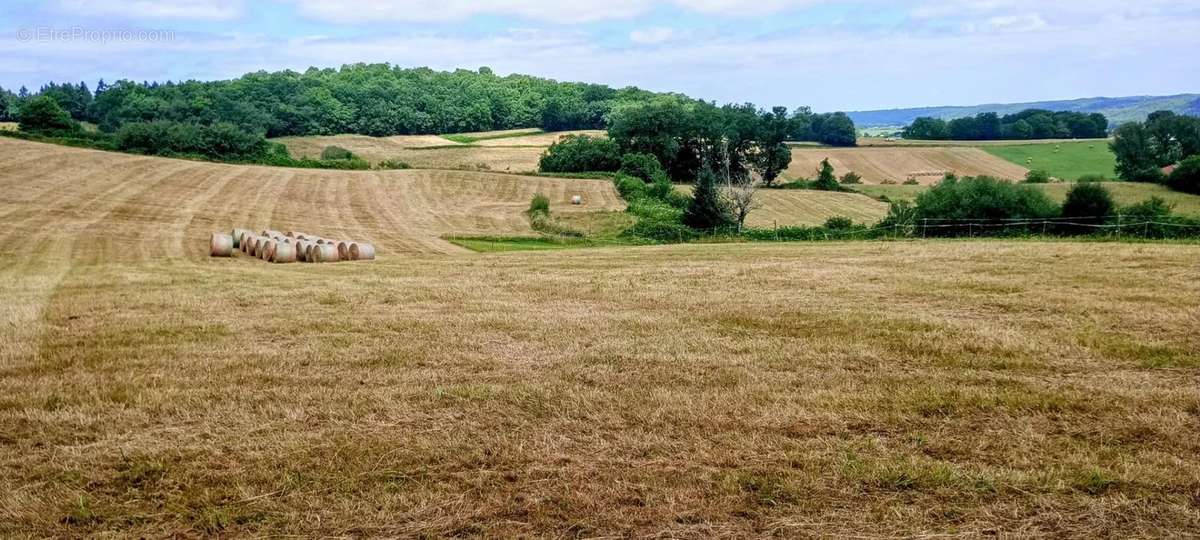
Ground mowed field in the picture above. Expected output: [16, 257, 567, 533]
[3, 138, 1200, 536]
[273, 130, 604, 172]
[787, 147, 1029, 184]
[983, 141, 1119, 180]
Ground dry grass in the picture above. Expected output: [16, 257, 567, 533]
[0, 121, 17, 131]
[3, 138, 1200, 537]
[789, 147, 1030, 184]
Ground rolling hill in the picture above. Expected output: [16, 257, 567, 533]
[848, 94, 1200, 128]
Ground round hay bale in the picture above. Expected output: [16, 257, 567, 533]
[312, 243, 338, 263]
[336, 241, 351, 260]
[270, 242, 297, 263]
[350, 242, 376, 261]
[251, 237, 268, 258]
[231, 228, 250, 248]
[263, 240, 278, 261]
[571, 195, 583, 205]
[240, 234, 255, 254]
[210, 233, 234, 257]
[295, 241, 310, 262]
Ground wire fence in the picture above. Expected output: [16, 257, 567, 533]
[691, 216, 1200, 243]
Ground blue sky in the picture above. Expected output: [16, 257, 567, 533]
[1, 0, 1198, 111]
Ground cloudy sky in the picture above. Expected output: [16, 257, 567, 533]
[1, 0, 1198, 111]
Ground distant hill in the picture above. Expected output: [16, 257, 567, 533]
[848, 94, 1200, 128]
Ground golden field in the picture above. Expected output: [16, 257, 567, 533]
[2, 138, 1199, 537]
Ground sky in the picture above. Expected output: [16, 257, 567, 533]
[1, 0, 1198, 112]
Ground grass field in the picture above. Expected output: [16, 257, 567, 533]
[856, 137, 1109, 147]
[983, 141, 1118, 180]
[4, 138, 1200, 536]
[855, 181, 1200, 217]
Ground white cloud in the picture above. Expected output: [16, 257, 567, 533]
[630, 26, 677, 44]
[287, 0, 825, 23]
[50, 0, 244, 20]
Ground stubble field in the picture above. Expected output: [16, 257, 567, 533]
[2, 138, 1199, 537]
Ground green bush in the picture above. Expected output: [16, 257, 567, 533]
[528, 193, 551, 215]
[824, 216, 854, 230]
[115, 120, 268, 160]
[376, 159, 411, 170]
[18, 95, 77, 133]
[813, 159, 840, 191]
[839, 171, 862, 184]
[1167, 155, 1200, 195]
[619, 152, 666, 183]
[1121, 196, 1173, 221]
[1076, 174, 1108, 183]
[902, 178, 921, 185]
[1061, 182, 1114, 226]
[538, 134, 621, 173]
[914, 176, 1058, 233]
[1023, 169, 1051, 183]
[623, 218, 696, 243]
[320, 145, 355, 160]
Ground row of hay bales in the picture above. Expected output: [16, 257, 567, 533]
[210, 229, 375, 263]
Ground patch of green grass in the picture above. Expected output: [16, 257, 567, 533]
[441, 129, 543, 144]
[445, 235, 628, 252]
[983, 141, 1117, 180]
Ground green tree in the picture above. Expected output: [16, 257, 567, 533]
[1167, 155, 1200, 195]
[619, 152, 667, 183]
[903, 117, 949, 140]
[813, 158, 840, 191]
[1111, 123, 1167, 182]
[538, 134, 622, 173]
[18, 95, 77, 133]
[1060, 182, 1114, 228]
[752, 142, 792, 187]
[683, 167, 731, 230]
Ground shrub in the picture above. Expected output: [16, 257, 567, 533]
[116, 120, 268, 160]
[376, 159, 411, 170]
[813, 159, 841, 191]
[614, 174, 650, 201]
[528, 193, 551, 216]
[902, 178, 920, 185]
[1060, 183, 1114, 231]
[321, 145, 355, 160]
[18, 95, 77, 133]
[619, 152, 666, 183]
[1121, 196, 1173, 221]
[1076, 174, 1108, 183]
[824, 216, 854, 230]
[1024, 169, 1051, 183]
[1167, 155, 1200, 195]
[839, 171, 862, 184]
[538, 135, 621, 173]
[914, 176, 1058, 228]
[624, 218, 695, 243]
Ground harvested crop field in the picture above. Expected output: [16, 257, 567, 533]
[473, 129, 606, 146]
[788, 147, 1030, 184]
[273, 135, 553, 172]
[680, 185, 889, 227]
[3, 138, 1200, 537]
[0, 138, 623, 260]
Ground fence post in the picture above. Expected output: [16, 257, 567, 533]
[1116, 213, 1122, 239]
[774, 220, 779, 242]
[921, 218, 927, 239]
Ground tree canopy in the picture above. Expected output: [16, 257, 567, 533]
[903, 109, 1108, 140]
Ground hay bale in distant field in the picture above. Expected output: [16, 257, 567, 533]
[312, 244, 338, 262]
[336, 240, 351, 260]
[261, 240, 277, 261]
[572, 195, 583, 205]
[350, 242, 375, 261]
[210, 233, 233, 257]
[270, 242, 297, 263]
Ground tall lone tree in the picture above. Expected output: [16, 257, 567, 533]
[684, 166, 731, 230]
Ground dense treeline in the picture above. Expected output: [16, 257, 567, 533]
[1110, 111, 1200, 189]
[903, 109, 1109, 140]
[3, 63, 857, 164]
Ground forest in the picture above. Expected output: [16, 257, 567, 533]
[1, 64, 856, 157]
[902, 109, 1109, 140]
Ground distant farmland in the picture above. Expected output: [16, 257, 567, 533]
[855, 182, 1200, 217]
[786, 147, 1029, 184]
[983, 141, 1118, 180]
